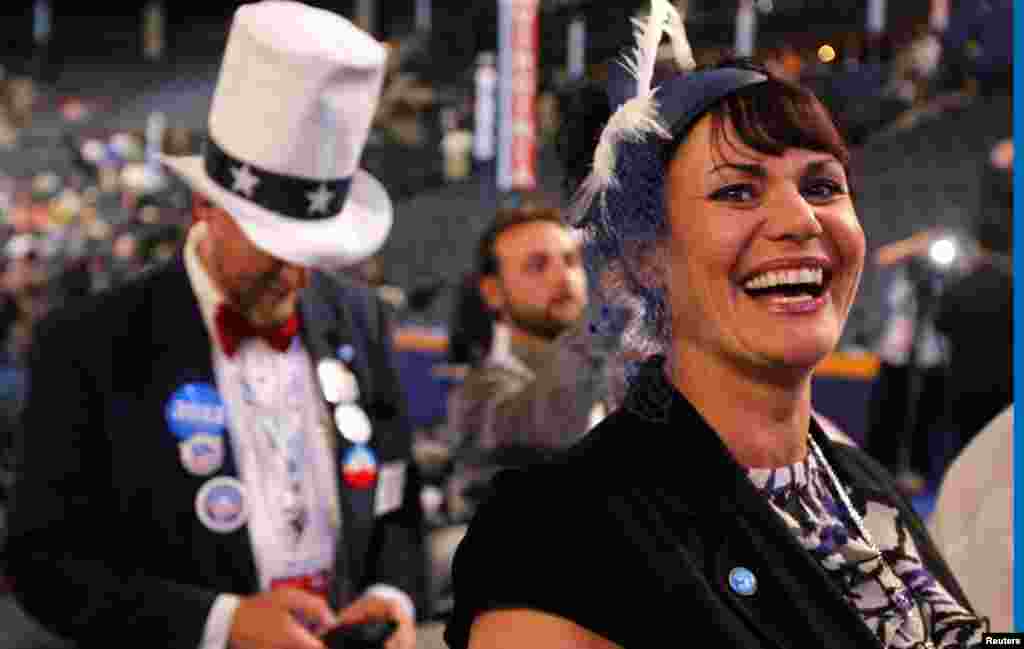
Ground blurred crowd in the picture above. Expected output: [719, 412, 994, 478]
[0, 126, 194, 504]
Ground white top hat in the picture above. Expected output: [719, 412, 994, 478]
[161, 1, 392, 270]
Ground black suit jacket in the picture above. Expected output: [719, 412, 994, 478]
[6, 257, 425, 648]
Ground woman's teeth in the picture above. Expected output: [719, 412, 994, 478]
[743, 267, 823, 291]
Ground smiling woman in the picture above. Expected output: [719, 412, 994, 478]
[663, 96, 865, 412]
[442, 1, 987, 648]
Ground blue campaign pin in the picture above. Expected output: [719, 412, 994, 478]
[165, 383, 227, 441]
[195, 476, 249, 533]
[337, 344, 355, 363]
[728, 567, 757, 596]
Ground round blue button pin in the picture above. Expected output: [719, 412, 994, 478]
[165, 383, 227, 441]
[728, 567, 757, 596]
[337, 344, 355, 363]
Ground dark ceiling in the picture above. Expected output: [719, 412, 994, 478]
[0, 1, 932, 57]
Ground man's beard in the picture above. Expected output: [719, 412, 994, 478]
[232, 285, 296, 327]
[505, 299, 580, 341]
[202, 235, 298, 327]
[223, 266, 297, 327]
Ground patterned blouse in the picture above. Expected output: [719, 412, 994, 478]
[747, 447, 985, 648]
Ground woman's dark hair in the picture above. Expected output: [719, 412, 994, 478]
[667, 58, 850, 178]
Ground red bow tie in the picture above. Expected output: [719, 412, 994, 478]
[214, 304, 300, 358]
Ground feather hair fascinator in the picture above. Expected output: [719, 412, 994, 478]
[568, 0, 690, 227]
[567, 0, 768, 228]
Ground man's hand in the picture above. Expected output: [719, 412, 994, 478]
[229, 588, 338, 649]
[336, 593, 415, 649]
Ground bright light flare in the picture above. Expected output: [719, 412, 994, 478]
[929, 238, 957, 267]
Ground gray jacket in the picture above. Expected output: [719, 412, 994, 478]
[443, 321, 626, 519]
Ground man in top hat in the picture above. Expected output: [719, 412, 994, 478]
[6, 3, 423, 649]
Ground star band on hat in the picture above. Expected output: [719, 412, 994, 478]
[203, 138, 352, 222]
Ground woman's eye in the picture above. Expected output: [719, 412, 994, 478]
[802, 179, 846, 201]
[709, 184, 758, 203]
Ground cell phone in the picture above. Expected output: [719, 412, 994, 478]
[322, 620, 398, 649]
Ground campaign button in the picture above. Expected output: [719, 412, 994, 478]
[195, 477, 248, 533]
[166, 383, 226, 441]
[728, 567, 757, 596]
[317, 358, 359, 404]
[334, 403, 372, 445]
[179, 433, 224, 476]
[341, 445, 377, 490]
[337, 344, 355, 363]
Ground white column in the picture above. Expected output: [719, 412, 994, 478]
[474, 53, 498, 162]
[32, 0, 52, 83]
[143, 1, 165, 61]
[734, 0, 757, 58]
[497, 0, 514, 190]
[866, 0, 886, 36]
[415, 0, 432, 33]
[567, 15, 586, 81]
[33, 0, 51, 46]
[145, 111, 167, 166]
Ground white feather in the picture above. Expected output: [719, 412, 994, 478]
[663, 2, 696, 71]
[620, 0, 672, 95]
[568, 0, 695, 227]
[568, 92, 670, 226]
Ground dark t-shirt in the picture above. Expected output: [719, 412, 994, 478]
[934, 258, 1013, 441]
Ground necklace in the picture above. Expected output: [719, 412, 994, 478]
[808, 436, 935, 649]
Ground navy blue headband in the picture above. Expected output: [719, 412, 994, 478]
[203, 137, 352, 221]
[607, 65, 769, 137]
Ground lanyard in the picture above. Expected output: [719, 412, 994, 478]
[809, 436, 935, 649]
